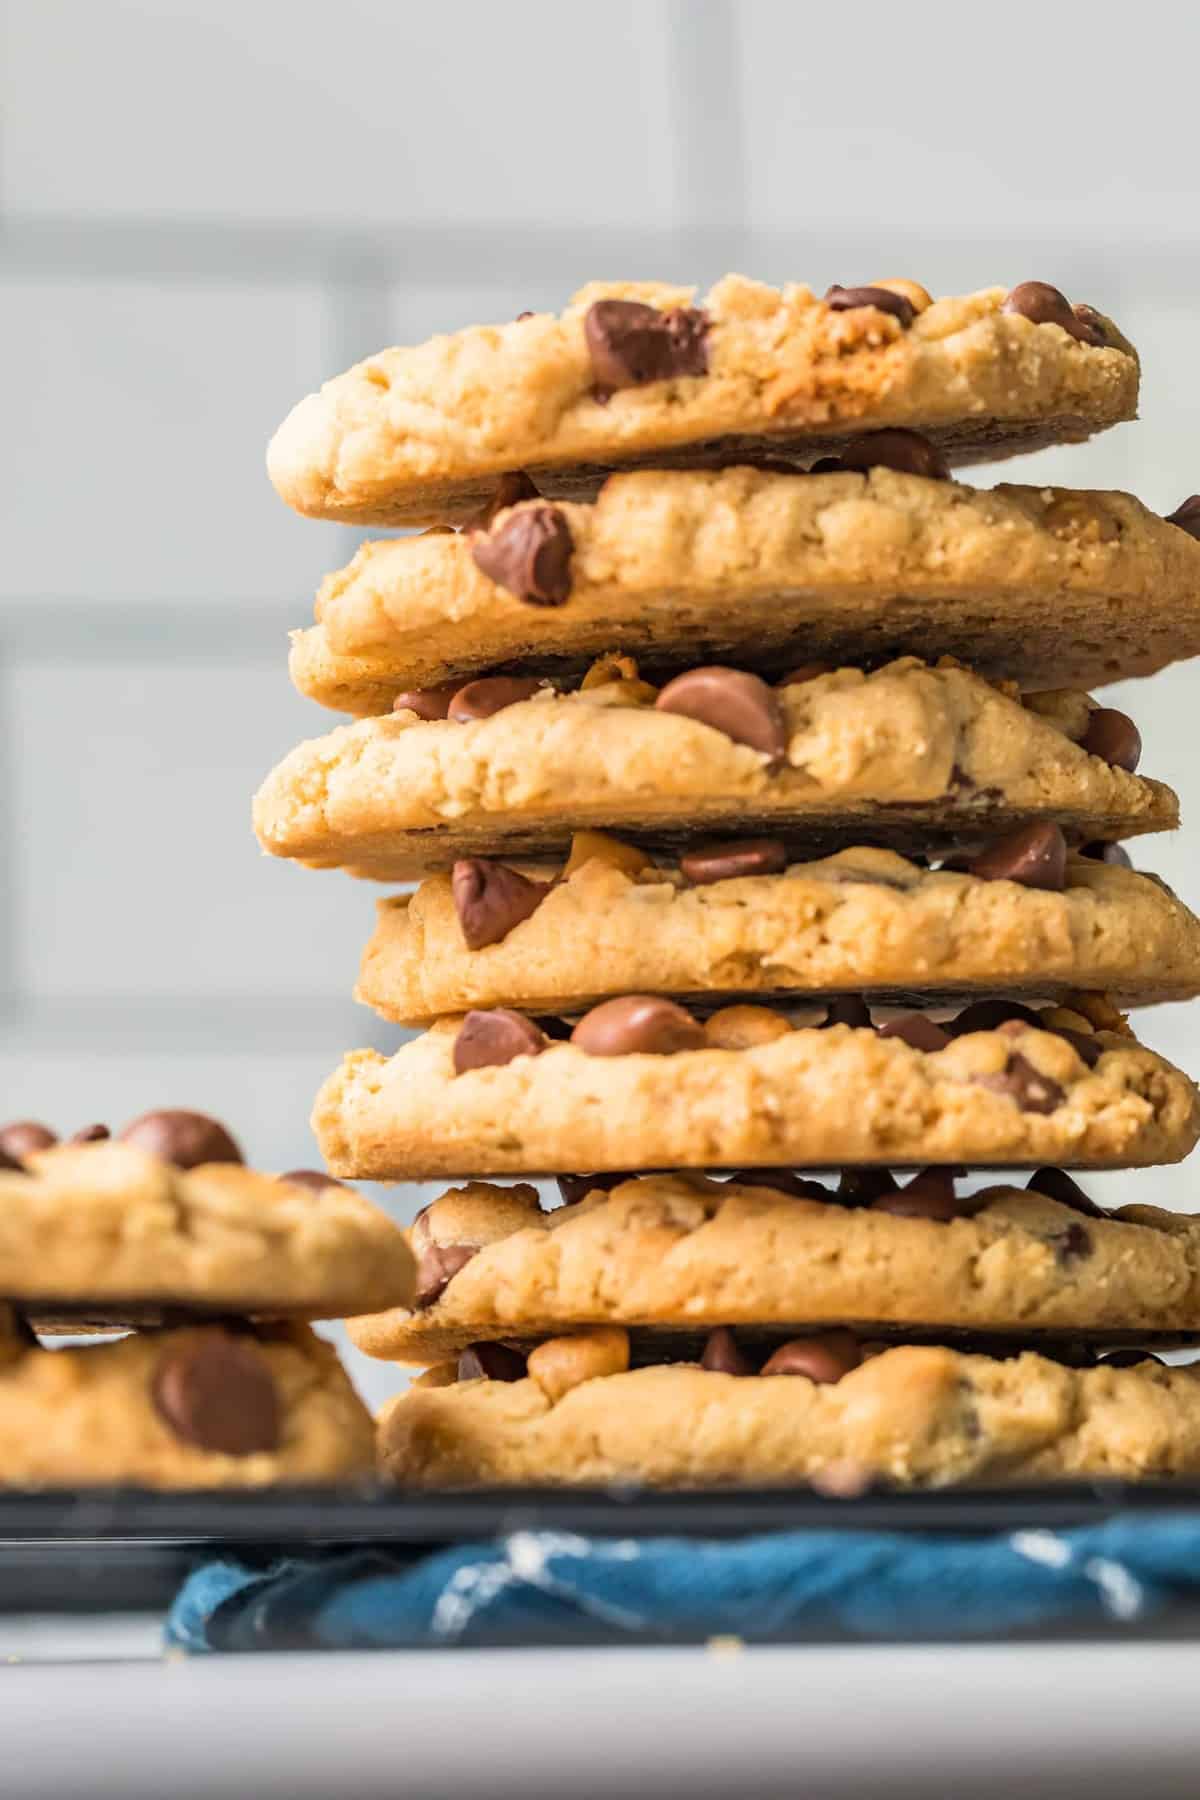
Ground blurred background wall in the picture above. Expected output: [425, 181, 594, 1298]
[2, 0, 1197, 1400]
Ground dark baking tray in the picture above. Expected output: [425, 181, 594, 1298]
[5, 1480, 1200, 1614]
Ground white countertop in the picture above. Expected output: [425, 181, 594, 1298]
[2, 1636, 1196, 1800]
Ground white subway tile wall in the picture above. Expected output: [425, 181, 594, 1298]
[2, 2, 1198, 1408]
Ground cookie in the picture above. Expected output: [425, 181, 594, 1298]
[313, 1010, 1200, 1179]
[253, 659, 1173, 880]
[289, 468, 1200, 714]
[377, 1338, 1200, 1488]
[266, 276, 1138, 527]
[0, 1130, 414, 1325]
[348, 1171, 1200, 1361]
[357, 845, 1200, 1025]
[0, 1323, 375, 1488]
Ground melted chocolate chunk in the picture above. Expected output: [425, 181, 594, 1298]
[584, 298, 710, 390]
[824, 284, 915, 328]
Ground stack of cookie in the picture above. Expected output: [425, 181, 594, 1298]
[0, 1109, 413, 1487]
[258, 274, 1200, 1489]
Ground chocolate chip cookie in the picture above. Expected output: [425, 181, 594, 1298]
[313, 1009, 1200, 1179]
[349, 1170, 1200, 1360]
[0, 1323, 375, 1488]
[267, 277, 1137, 527]
[290, 467, 1200, 714]
[0, 1115, 414, 1326]
[357, 842, 1200, 1024]
[378, 1334, 1200, 1488]
[253, 659, 1173, 880]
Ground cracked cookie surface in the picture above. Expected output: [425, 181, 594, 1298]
[0, 1141, 414, 1326]
[267, 277, 1138, 527]
[314, 1017, 1200, 1179]
[291, 468, 1199, 713]
[378, 1345, 1200, 1488]
[358, 848, 1200, 1024]
[254, 660, 1175, 879]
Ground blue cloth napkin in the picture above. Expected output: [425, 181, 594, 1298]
[166, 1514, 1200, 1652]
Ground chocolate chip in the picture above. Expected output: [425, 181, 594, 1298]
[968, 823, 1067, 892]
[0, 1122, 57, 1160]
[679, 838, 789, 885]
[447, 675, 546, 722]
[1101, 1348, 1163, 1368]
[1081, 841, 1132, 868]
[761, 1331, 862, 1383]
[462, 470, 540, 533]
[837, 429, 949, 480]
[118, 1111, 243, 1170]
[701, 1327, 756, 1376]
[1165, 496, 1200, 540]
[870, 1168, 961, 1222]
[152, 1332, 281, 1457]
[808, 456, 845, 473]
[974, 1052, 1065, 1115]
[471, 502, 574, 606]
[1002, 282, 1105, 345]
[0, 1146, 25, 1174]
[556, 1173, 625, 1206]
[68, 1124, 110, 1144]
[876, 1014, 951, 1053]
[451, 859, 550, 950]
[571, 995, 705, 1057]
[1054, 1221, 1092, 1263]
[458, 1341, 527, 1382]
[824, 285, 916, 328]
[453, 1009, 547, 1074]
[946, 1000, 1044, 1038]
[414, 1243, 476, 1308]
[1079, 707, 1141, 773]
[655, 667, 788, 767]
[277, 1169, 351, 1194]
[392, 681, 464, 721]
[838, 1168, 899, 1204]
[821, 997, 874, 1031]
[725, 1169, 829, 1200]
[584, 298, 709, 390]
[1027, 1167, 1105, 1218]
